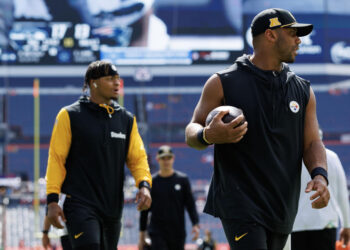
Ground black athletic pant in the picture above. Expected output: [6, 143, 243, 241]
[61, 235, 73, 250]
[291, 228, 336, 250]
[64, 197, 121, 250]
[221, 218, 289, 250]
[149, 233, 185, 250]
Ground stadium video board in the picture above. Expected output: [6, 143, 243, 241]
[0, 0, 244, 65]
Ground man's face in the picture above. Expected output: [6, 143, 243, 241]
[157, 155, 174, 170]
[275, 27, 301, 63]
[94, 75, 121, 103]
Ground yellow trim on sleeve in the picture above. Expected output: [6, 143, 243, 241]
[45, 108, 72, 195]
[126, 117, 152, 187]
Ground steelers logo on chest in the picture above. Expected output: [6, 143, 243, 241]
[289, 101, 300, 113]
[174, 184, 181, 191]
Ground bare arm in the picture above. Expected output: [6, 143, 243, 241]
[303, 87, 329, 208]
[43, 215, 51, 232]
[185, 74, 247, 149]
[138, 231, 146, 250]
[191, 224, 200, 241]
[303, 88, 327, 173]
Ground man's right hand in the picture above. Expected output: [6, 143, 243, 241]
[205, 111, 248, 144]
[136, 187, 152, 211]
[47, 202, 66, 229]
[305, 176, 330, 209]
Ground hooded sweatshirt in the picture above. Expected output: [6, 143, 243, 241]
[46, 96, 152, 219]
[204, 55, 310, 234]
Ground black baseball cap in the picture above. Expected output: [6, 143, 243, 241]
[157, 145, 174, 158]
[251, 8, 313, 37]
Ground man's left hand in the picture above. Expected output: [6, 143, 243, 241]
[340, 228, 350, 248]
[191, 224, 200, 241]
[305, 175, 330, 209]
[42, 233, 51, 249]
[135, 187, 152, 211]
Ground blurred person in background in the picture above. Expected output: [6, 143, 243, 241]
[0, 186, 9, 206]
[197, 229, 216, 250]
[45, 60, 152, 250]
[291, 129, 350, 250]
[138, 145, 200, 250]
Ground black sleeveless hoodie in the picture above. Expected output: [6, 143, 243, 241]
[204, 55, 310, 234]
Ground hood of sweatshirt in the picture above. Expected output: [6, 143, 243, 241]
[233, 54, 300, 114]
[234, 54, 296, 86]
[79, 95, 121, 117]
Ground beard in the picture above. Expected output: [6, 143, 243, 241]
[276, 40, 297, 63]
[283, 54, 295, 63]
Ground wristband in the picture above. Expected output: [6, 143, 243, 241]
[311, 167, 329, 185]
[203, 127, 212, 144]
[47, 193, 59, 205]
[42, 230, 49, 234]
[197, 128, 212, 146]
[139, 181, 151, 191]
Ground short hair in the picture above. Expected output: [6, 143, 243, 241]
[83, 61, 119, 91]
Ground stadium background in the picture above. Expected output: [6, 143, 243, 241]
[0, 0, 350, 249]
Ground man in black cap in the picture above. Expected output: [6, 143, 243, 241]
[138, 145, 200, 250]
[45, 60, 152, 250]
[185, 8, 330, 250]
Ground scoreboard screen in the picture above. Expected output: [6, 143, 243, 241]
[7, 22, 99, 64]
[0, 0, 244, 65]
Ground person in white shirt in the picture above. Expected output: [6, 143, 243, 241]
[291, 130, 350, 250]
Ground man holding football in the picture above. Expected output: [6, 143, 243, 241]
[185, 8, 329, 250]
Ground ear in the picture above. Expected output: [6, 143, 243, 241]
[265, 29, 278, 42]
[89, 80, 98, 89]
[88, 79, 94, 88]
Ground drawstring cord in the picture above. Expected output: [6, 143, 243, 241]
[99, 104, 114, 118]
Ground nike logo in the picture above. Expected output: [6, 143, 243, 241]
[74, 232, 84, 239]
[235, 232, 248, 241]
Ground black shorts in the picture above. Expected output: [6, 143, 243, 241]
[63, 197, 121, 250]
[60, 235, 73, 250]
[149, 233, 185, 250]
[220, 218, 289, 250]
